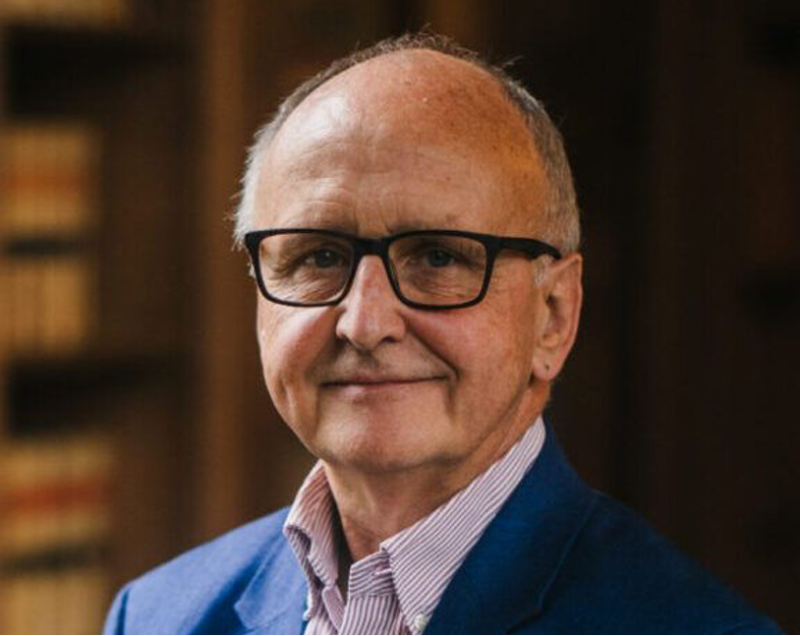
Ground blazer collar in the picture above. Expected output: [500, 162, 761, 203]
[425, 423, 597, 634]
[234, 528, 308, 634]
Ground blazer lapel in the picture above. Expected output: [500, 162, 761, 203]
[425, 425, 597, 635]
[234, 533, 308, 634]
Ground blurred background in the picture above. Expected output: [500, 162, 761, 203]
[0, 0, 797, 632]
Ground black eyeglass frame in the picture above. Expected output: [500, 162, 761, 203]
[244, 228, 562, 310]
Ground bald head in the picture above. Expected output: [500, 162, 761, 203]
[235, 34, 579, 252]
[286, 49, 533, 144]
[263, 51, 547, 228]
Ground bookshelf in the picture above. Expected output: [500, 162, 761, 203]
[0, 1, 194, 632]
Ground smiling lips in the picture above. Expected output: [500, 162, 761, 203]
[323, 376, 444, 391]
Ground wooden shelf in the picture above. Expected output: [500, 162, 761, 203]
[2, 20, 180, 53]
[0, 2, 194, 631]
[6, 348, 184, 439]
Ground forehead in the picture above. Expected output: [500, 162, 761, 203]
[256, 51, 547, 234]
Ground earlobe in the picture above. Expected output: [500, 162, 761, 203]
[529, 360, 552, 385]
[530, 253, 583, 382]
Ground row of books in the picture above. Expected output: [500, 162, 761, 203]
[1, 122, 99, 355]
[0, 254, 94, 354]
[0, 433, 114, 633]
[1, 563, 110, 634]
[1, 123, 100, 238]
[0, 0, 128, 25]
[0, 433, 114, 556]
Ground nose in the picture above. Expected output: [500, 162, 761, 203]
[334, 255, 407, 352]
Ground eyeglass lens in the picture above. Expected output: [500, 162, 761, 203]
[257, 232, 488, 306]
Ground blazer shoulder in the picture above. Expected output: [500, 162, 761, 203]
[104, 508, 294, 634]
[544, 492, 782, 634]
[133, 507, 290, 590]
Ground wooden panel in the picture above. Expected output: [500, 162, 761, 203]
[0, 24, 7, 447]
[191, 0, 254, 541]
[644, 0, 799, 627]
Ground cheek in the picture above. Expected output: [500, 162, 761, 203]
[256, 302, 333, 418]
[442, 291, 540, 408]
[412, 301, 535, 401]
[489, 274, 543, 359]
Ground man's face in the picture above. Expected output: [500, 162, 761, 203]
[253, 54, 555, 477]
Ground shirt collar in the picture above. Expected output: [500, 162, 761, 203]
[283, 462, 339, 620]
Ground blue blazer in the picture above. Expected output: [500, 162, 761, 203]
[104, 427, 781, 634]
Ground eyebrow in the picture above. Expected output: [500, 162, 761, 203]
[380, 209, 468, 235]
[277, 211, 356, 234]
[277, 215, 458, 237]
[385, 220, 452, 234]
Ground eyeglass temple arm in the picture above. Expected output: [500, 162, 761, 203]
[498, 237, 562, 260]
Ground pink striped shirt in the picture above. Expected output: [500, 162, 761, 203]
[283, 418, 546, 635]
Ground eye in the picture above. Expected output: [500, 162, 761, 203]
[425, 249, 455, 268]
[306, 249, 346, 269]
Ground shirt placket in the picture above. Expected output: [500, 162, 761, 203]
[339, 551, 405, 635]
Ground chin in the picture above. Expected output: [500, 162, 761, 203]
[327, 450, 425, 475]
[314, 422, 455, 475]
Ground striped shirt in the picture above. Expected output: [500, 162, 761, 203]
[283, 417, 546, 635]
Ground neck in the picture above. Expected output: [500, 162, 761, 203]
[326, 462, 470, 561]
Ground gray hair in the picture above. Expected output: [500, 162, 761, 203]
[232, 33, 581, 255]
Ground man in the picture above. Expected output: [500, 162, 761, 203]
[104, 34, 780, 634]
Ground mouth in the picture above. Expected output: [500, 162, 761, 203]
[324, 377, 440, 386]
[321, 377, 445, 395]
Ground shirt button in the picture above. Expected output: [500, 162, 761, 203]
[412, 614, 429, 633]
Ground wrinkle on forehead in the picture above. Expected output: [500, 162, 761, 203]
[263, 49, 548, 231]
[275, 50, 535, 155]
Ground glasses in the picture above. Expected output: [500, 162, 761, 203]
[244, 228, 562, 310]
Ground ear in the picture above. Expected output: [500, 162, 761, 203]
[530, 253, 583, 382]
